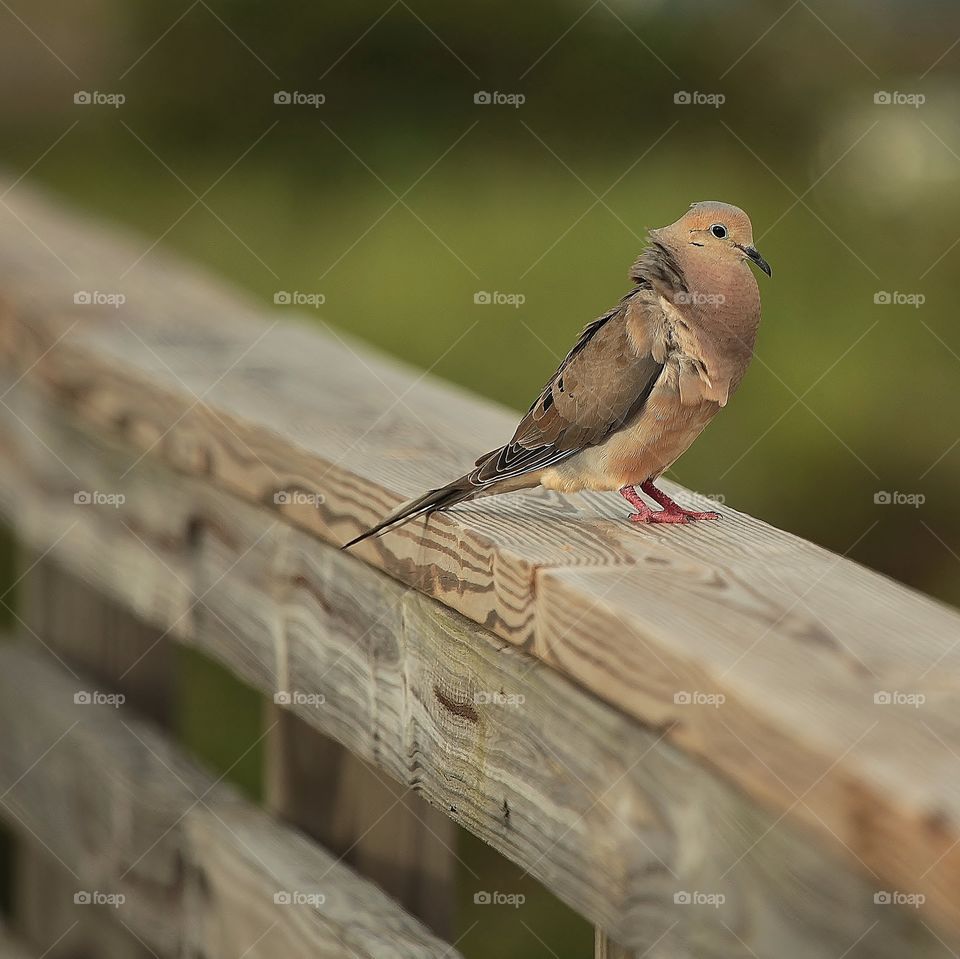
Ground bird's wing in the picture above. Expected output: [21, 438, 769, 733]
[472, 300, 664, 485]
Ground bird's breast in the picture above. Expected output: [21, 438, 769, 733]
[540, 370, 719, 493]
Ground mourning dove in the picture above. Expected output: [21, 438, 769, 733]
[343, 201, 771, 549]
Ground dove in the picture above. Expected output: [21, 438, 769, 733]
[343, 200, 771, 550]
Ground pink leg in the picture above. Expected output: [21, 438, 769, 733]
[618, 484, 655, 522]
[617, 482, 721, 525]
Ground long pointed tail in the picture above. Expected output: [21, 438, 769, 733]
[341, 475, 477, 550]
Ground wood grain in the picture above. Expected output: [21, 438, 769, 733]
[0, 643, 462, 959]
[1, 183, 960, 939]
[0, 393, 950, 955]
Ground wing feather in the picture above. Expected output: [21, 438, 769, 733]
[470, 298, 664, 487]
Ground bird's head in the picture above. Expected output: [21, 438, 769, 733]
[657, 200, 772, 278]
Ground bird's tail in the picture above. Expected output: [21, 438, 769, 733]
[341, 474, 478, 550]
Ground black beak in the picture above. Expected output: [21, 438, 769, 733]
[740, 244, 772, 277]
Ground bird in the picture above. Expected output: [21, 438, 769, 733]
[343, 200, 771, 550]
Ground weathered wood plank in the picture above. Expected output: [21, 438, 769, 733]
[183, 793, 461, 959]
[0, 643, 462, 959]
[0, 391, 949, 955]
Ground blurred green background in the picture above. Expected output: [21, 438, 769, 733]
[1, 0, 959, 954]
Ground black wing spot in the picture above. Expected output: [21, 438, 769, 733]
[556, 377, 564, 393]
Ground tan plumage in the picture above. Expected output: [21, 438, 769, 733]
[343, 200, 771, 548]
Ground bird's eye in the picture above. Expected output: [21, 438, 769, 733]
[710, 223, 728, 239]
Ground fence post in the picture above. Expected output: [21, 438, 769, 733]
[264, 705, 456, 939]
[9, 550, 175, 958]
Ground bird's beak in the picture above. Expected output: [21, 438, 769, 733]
[739, 244, 772, 277]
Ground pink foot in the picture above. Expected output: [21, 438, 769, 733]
[628, 509, 720, 524]
[618, 482, 721, 525]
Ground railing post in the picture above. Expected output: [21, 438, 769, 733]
[264, 705, 456, 939]
[9, 549, 175, 958]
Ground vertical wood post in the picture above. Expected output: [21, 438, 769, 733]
[595, 928, 633, 958]
[9, 551, 175, 958]
[264, 705, 456, 939]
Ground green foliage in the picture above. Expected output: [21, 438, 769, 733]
[174, 646, 265, 801]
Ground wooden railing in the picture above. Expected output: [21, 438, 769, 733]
[0, 180, 958, 957]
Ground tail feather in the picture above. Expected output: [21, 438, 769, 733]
[341, 476, 476, 550]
